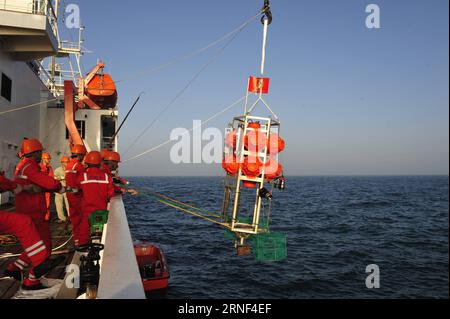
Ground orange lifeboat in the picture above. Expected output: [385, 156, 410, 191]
[78, 63, 118, 110]
[134, 243, 170, 293]
[86, 73, 118, 109]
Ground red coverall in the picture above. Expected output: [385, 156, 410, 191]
[101, 163, 123, 194]
[65, 158, 85, 247]
[39, 163, 53, 221]
[0, 176, 50, 272]
[77, 167, 114, 246]
[9, 160, 61, 285]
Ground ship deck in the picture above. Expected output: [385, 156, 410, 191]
[0, 205, 74, 299]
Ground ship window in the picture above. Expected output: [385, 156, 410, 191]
[66, 120, 86, 139]
[1, 73, 12, 102]
[101, 115, 116, 150]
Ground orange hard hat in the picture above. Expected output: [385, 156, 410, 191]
[84, 151, 102, 165]
[61, 156, 70, 163]
[71, 144, 87, 155]
[100, 149, 110, 160]
[21, 139, 43, 156]
[42, 152, 51, 160]
[104, 151, 121, 162]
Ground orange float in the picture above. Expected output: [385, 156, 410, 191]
[244, 122, 267, 153]
[222, 155, 241, 176]
[225, 130, 237, 149]
[242, 156, 263, 188]
[267, 134, 285, 154]
[264, 159, 283, 180]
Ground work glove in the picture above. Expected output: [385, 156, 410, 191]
[13, 184, 23, 195]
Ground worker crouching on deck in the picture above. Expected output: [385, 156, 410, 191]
[102, 151, 138, 196]
[65, 144, 87, 248]
[77, 151, 115, 246]
[1, 173, 63, 288]
[7, 139, 65, 290]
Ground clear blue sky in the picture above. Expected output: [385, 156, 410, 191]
[70, 0, 448, 176]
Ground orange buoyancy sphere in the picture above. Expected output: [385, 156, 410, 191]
[244, 123, 267, 153]
[264, 159, 283, 180]
[225, 130, 237, 149]
[267, 134, 285, 154]
[242, 156, 263, 178]
[222, 155, 240, 176]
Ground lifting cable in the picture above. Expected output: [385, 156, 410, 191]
[0, 98, 57, 117]
[105, 10, 265, 87]
[122, 18, 253, 157]
[139, 190, 230, 229]
[123, 95, 245, 162]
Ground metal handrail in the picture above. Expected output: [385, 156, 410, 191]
[1, 0, 58, 35]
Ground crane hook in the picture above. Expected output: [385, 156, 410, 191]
[261, 0, 272, 25]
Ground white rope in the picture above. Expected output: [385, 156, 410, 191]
[123, 95, 246, 163]
[0, 98, 57, 117]
[0, 235, 73, 260]
[113, 10, 263, 85]
[122, 18, 253, 157]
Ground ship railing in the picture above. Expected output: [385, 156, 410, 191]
[0, 0, 58, 36]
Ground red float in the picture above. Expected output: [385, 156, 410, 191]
[244, 122, 267, 153]
[264, 159, 283, 180]
[225, 130, 237, 149]
[267, 134, 285, 154]
[222, 155, 241, 176]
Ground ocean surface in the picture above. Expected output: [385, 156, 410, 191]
[124, 176, 449, 299]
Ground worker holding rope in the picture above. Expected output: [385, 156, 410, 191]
[102, 151, 139, 196]
[1, 139, 65, 290]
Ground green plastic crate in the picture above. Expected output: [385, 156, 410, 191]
[89, 210, 109, 236]
[253, 232, 287, 262]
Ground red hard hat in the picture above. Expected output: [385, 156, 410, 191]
[42, 152, 51, 160]
[100, 149, 110, 160]
[21, 139, 43, 156]
[104, 151, 121, 162]
[71, 144, 87, 155]
[84, 151, 102, 165]
[61, 156, 70, 163]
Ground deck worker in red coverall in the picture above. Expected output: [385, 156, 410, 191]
[0, 173, 62, 287]
[77, 151, 115, 246]
[65, 144, 87, 248]
[40, 152, 54, 221]
[6, 139, 64, 289]
[102, 151, 138, 196]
